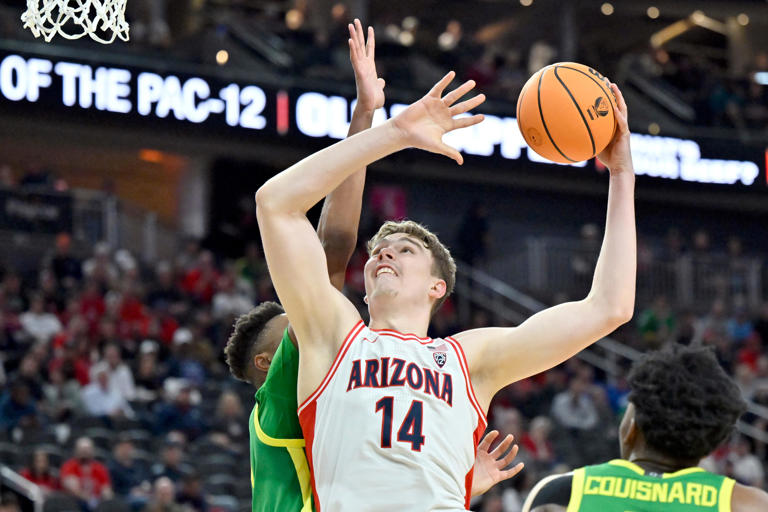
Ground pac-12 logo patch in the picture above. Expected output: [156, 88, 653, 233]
[433, 352, 447, 368]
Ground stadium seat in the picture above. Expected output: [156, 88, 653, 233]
[0, 442, 22, 468]
[41, 493, 80, 512]
[205, 474, 237, 496]
[94, 499, 131, 512]
[208, 494, 239, 511]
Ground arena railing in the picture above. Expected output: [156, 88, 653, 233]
[0, 464, 43, 512]
[455, 261, 768, 445]
[507, 235, 764, 315]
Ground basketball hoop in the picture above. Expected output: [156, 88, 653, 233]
[21, 0, 129, 44]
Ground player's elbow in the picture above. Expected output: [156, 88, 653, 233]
[606, 305, 634, 327]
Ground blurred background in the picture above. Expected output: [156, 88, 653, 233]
[0, 0, 767, 511]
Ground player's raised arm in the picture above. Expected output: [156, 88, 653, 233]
[255, 70, 485, 398]
[318, 20, 384, 290]
[455, 83, 636, 410]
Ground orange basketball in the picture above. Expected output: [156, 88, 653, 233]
[517, 62, 617, 164]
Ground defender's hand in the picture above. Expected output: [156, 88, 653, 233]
[348, 19, 385, 113]
[391, 71, 485, 164]
[471, 430, 525, 496]
[597, 83, 632, 175]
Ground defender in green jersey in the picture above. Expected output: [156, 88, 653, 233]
[523, 344, 768, 512]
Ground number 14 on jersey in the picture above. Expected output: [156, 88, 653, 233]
[375, 397, 426, 451]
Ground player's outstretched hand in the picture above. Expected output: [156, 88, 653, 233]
[391, 71, 485, 165]
[471, 430, 525, 497]
[348, 19, 385, 113]
[597, 83, 632, 175]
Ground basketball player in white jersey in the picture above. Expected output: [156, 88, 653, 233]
[255, 22, 636, 510]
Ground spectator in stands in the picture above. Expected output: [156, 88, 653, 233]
[81, 363, 134, 420]
[96, 343, 136, 402]
[79, 279, 106, 333]
[108, 437, 151, 508]
[636, 295, 675, 348]
[730, 436, 765, 488]
[0, 493, 21, 512]
[19, 293, 62, 344]
[520, 416, 555, 471]
[50, 232, 82, 285]
[0, 382, 38, 433]
[142, 477, 183, 512]
[61, 437, 113, 509]
[153, 383, 206, 441]
[550, 375, 600, 465]
[1, 272, 25, 314]
[455, 201, 490, 267]
[82, 242, 118, 287]
[166, 329, 206, 387]
[146, 261, 184, 313]
[211, 272, 252, 321]
[233, 242, 268, 291]
[134, 341, 165, 403]
[728, 308, 756, 344]
[175, 472, 207, 512]
[20, 449, 60, 494]
[210, 390, 245, 443]
[150, 442, 186, 483]
[41, 365, 83, 423]
[180, 250, 219, 305]
[10, 354, 44, 400]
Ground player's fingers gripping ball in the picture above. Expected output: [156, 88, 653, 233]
[517, 62, 617, 164]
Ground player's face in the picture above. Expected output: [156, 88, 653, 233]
[364, 234, 441, 311]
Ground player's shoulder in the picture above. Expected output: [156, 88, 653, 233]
[731, 482, 768, 512]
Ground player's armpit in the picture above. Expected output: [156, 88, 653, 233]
[256, 204, 361, 396]
[454, 298, 630, 410]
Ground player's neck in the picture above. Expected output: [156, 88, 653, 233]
[628, 447, 700, 474]
[369, 308, 430, 338]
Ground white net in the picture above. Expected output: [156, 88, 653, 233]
[21, 0, 129, 44]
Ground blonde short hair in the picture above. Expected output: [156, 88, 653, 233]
[367, 220, 456, 315]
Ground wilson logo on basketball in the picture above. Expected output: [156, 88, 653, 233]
[594, 97, 610, 117]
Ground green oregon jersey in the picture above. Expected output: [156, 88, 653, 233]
[249, 329, 313, 512]
[568, 459, 735, 512]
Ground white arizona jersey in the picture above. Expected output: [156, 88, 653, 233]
[298, 320, 487, 511]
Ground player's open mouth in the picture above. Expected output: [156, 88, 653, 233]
[376, 265, 397, 277]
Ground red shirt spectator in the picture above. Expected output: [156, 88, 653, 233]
[61, 438, 113, 503]
[21, 450, 60, 493]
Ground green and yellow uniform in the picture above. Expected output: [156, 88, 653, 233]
[249, 329, 312, 512]
[568, 459, 735, 512]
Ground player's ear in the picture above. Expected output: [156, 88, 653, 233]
[253, 352, 272, 373]
[363, 295, 369, 304]
[622, 416, 637, 448]
[428, 279, 446, 300]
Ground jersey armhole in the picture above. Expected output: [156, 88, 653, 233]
[298, 320, 365, 414]
[445, 336, 488, 428]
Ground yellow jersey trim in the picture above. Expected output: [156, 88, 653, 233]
[252, 403, 313, 511]
[608, 459, 645, 476]
[567, 468, 585, 512]
[252, 403, 306, 448]
[718, 477, 735, 512]
[287, 446, 313, 512]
